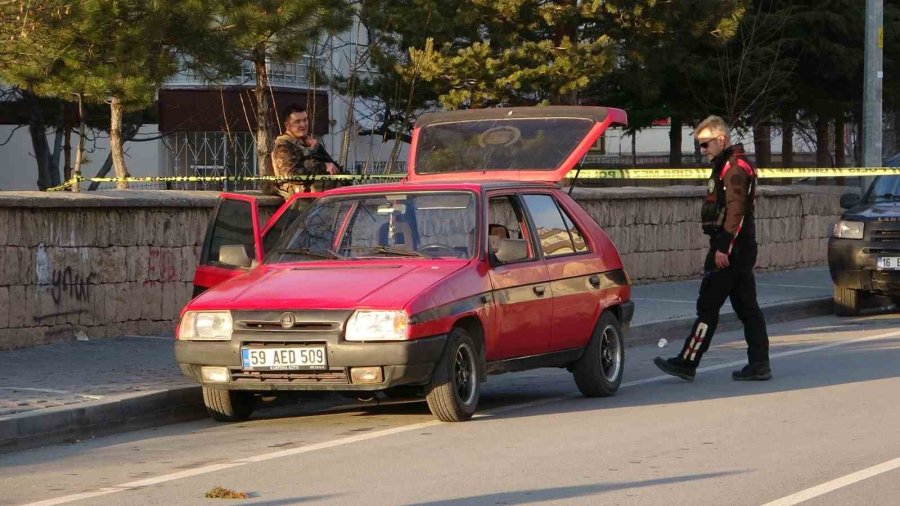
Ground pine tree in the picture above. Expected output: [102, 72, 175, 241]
[1, 0, 230, 189]
[214, 0, 353, 180]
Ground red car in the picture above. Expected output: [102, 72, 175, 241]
[176, 106, 634, 422]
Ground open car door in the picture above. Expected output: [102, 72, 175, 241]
[192, 192, 319, 296]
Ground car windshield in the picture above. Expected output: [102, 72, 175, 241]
[415, 117, 593, 174]
[266, 191, 478, 263]
[867, 175, 900, 202]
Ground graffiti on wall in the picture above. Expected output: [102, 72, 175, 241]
[148, 248, 178, 282]
[50, 266, 97, 305]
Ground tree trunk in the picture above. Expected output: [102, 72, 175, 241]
[22, 90, 55, 190]
[73, 93, 86, 192]
[814, 116, 831, 168]
[753, 124, 772, 168]
[631, 131, 637, 167]
[109, 96, 129, 189]
[88, 116, 143, 191]
[834, 115, 846, 167]
[254, 46, 272, 178]
[669, 116, 682, 167]
[781, 111, 794, 168]
[63, 102, 72, 185]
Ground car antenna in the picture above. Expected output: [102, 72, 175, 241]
[568, 162, 583, 196]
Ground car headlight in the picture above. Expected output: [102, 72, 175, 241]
[178, 311, 233, 341]
[833, 220, 864, 239]
[345, 310, 409, 341]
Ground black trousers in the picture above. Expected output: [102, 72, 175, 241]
[678, 238, 769, 367]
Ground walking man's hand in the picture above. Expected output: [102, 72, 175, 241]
[715, 250, 730, 269]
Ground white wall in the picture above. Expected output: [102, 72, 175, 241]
[0, 125, 162, 190]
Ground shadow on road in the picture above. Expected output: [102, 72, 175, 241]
[405, 471, 744, 506]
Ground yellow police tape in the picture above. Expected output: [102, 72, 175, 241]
[47, 167, 900, 192]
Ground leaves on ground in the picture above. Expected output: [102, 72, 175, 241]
[205, 486, 248, 499]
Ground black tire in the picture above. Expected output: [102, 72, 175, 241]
[573, 311, 624, 397]
[426, 327, 481, 422]
[834, 285, 860, 316]
[202, 387, 255, 422]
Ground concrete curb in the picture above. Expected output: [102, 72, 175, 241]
[0, 296, 833, 454]
[627, 296, 833, 346]
[0, 386, 205, 454]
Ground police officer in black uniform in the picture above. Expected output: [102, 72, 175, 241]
[654, 115, 771, 382]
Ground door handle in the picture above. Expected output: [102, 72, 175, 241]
[589, 275, 601, 288]
[533, 285, 546, 296]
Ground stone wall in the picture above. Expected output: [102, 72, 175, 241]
[575, 185, 844, 281]
[0, 186, 845, 350]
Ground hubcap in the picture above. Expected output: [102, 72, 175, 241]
[454, 343, 477, 405]
[599, 325, 622, 382]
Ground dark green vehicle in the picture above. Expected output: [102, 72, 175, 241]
[828, 175, 900, 315]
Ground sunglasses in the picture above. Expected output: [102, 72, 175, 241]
[699, 138, 718, 149]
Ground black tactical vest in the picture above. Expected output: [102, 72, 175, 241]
[700, 148, 757, 236]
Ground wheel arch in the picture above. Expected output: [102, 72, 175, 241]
[452, 315, 487, 382]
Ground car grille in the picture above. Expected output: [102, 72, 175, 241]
[232, 310, 352, 336]
[872, 229, 900, 241]
[230, 368, 350, 384]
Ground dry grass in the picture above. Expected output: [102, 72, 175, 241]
[204, 486, 248, 499]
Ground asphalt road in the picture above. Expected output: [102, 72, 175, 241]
[2, 312, 899, 506]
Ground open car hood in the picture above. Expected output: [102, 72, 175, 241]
[407, 106, 627, 183]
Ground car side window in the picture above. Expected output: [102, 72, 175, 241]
[206, 199, 256, 266]
[522, 194, 589, 258]
[262, 197, 316, 254]
[487, 195, 534, 263]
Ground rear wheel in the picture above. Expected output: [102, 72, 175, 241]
[426, 327, 481, 422]
[202, 387, 255, 422]
[572, 311, 624, 397]
[834, 285, 861, 316]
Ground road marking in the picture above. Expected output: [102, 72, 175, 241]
[760, 457, 900, 506]
[625, 327, 900, 388]
[23, 327, 900, 506]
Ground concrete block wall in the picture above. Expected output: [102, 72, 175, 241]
[574, 185, 845, 282]
[0, 185, 845, 350]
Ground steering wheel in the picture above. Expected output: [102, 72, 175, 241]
[418, 243, 461, 258]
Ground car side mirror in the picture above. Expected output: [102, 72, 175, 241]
[495, 239, 529, 263]
[839, 193, 861, 209]
[218, 244, 253, 268]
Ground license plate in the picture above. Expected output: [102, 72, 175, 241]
[877, 256, 900, 270]
[241, 347, 327, 371]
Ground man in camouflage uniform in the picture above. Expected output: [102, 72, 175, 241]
[271, 103, 338, 198]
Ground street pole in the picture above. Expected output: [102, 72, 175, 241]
[863, 0, 883, 189]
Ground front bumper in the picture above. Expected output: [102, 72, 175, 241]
[828, 238, 900, 294]
[175, 333, 447, 392]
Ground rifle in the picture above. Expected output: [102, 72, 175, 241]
[307, 143, 344, 173]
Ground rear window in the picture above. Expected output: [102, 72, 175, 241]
[415, 117, 593, 174]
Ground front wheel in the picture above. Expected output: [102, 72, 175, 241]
[202, 387, 255, 422]
[426, 327, 481, 422]
[572, 311, 624, 397]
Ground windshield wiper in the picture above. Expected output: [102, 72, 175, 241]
[874, 193, 900, 201]
[273, 247, 345, 259]
[346, 246, 428, 258]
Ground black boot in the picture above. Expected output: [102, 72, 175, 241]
[732, 362, 772, 381]
[654, 356, 696, 382]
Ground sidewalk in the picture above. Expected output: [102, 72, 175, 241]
[0, 266, 834, 453]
